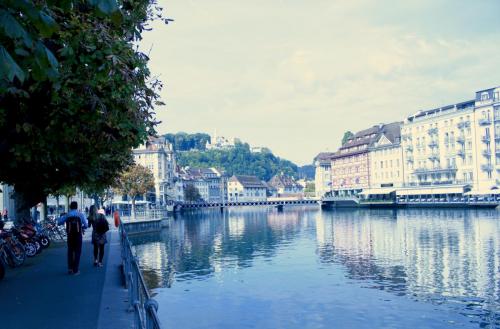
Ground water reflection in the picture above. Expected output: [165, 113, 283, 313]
[131, 207, 500, 328]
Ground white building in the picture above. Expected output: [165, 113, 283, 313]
[368, 122, 404, 189]
[0, 184, 14, 220]
[227, 175, 267, 202]
[205, 130, 238, 150]
[472, 87, 500, 191]
[267, 174, 304, 197]
[313, 152, 334, 198]
[177, 167, 227, 203]
[133, 136, 176, 205]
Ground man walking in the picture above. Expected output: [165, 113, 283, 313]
[58, 201, 88, 275]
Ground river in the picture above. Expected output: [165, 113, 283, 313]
[130, 207, 500, 329]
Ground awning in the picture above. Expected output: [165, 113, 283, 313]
[359, 188, 396, 195]
[396, 185, 466, 196]
[465, 189, 500, 196]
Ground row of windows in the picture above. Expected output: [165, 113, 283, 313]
[376, 159, 400, 169]
[333, 154, 367, 165]
[333, 166, 367, 175]
[374, 171, 400, 179]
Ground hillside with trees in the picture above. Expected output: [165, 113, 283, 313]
[176, 142, 299, 181]
[164, 132, 211, 151]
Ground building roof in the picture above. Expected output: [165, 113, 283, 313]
[314, 152, 335, 162]
[230, 175, 267, 188]
[267, 174, 303, 190]
[331, 122, 403, 160]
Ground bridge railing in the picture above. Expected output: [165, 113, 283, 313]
[120, 208, 169, 222]
[120, 223, 163, 329]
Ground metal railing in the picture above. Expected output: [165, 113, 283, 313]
[120, 224, 163, 329]
[119, 208, 169, 222]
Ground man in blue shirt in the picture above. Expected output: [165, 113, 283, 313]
[58, 201, 88, 275]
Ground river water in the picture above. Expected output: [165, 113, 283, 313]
[130, 207, 500, 329]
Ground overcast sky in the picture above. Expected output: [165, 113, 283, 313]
[140, 0, 500, 165]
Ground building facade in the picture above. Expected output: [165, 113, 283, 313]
[368, 122, 404, 189]
[330, 125, 384, 196]
[133, 136, 176, 205]
[267, 174, 304, 197]
[314, 153, 334, 198]
[472, 87, 500, 191]
[227, 175, 267, 202]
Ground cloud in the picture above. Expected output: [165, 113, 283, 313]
[141, 0, 500, 164]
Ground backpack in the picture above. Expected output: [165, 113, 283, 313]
[94, 214, 109, 235]
[66, 216, 82, 236]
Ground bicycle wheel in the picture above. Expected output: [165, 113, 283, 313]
[25, 242, 37, 257]
[39, 235, 51, 248]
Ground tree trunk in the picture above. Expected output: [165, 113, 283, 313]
[13, 190, 37, 225]
[41, 197, 48, 222]
[65, 195, 70, 212]
[55, 196, 60, 216]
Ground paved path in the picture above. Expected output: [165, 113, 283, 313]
[0, 227, 133, 329]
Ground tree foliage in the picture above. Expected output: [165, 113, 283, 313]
[164, 132, 211, 151]
[341, 131, 354, 145]
[177, 142, 299, 181]
[113, 164, 154, 203]
[183, 184, 201, 203]
[0, 0, 165, 220]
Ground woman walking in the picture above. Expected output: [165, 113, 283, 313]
[87, 205, 97, 229]
[92, 209, 109, 267]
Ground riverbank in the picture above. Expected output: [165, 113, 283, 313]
[0, 227, 132, 329]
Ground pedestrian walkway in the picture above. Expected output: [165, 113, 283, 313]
[0, 227, 133, 329]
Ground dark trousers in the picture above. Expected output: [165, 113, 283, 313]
[93, 243, 105, 262]
[67, 234, 82, 272]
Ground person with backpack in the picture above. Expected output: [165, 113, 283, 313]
[91, 209, 109, 267]
[57, 201, 88, 275]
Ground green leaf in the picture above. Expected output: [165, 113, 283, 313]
[37, 11, 58, 37]
[0, 10, 28, 39]
[45, 46, 59, 69]
[0, 45, 25, 82]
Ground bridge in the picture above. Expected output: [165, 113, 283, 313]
[177, 199, 319, 210]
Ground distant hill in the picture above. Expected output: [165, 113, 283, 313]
[298, 165, 315, 180]
[163, 132, 210, 151]
[175, 141, 299, 181]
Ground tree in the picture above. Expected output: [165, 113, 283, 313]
[342, 131, 354, 145]
[113, 164, 154, 219]
[0, 0, 166, 222]
[184, 184, 201, 203]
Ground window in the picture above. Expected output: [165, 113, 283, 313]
[482, 93, 489, 101]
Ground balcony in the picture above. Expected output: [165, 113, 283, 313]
[457, 121, 471, 129]
[481, 164, 493, 172]
[428, 153, 440, 161]
[479, 117, 492, 126]
[428, 140, 438, 148]
[495, 116, 500, 123]
[482, 149, 492, 157]
[481, 135, 490, 143]
[456, 149, 465, 157]
[427, 127, 438, 135]
[414, 165, 457, 174]
[456, 135, 465, 144]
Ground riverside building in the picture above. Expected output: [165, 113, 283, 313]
[133, 136, 176, 205]
[316, 86, 500, 205]
[330, 125, 385, 197]
[227, 175, 267, 202]
[313, 153, 334, 198]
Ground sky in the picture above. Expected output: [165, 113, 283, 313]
[139, 0, 500, 165]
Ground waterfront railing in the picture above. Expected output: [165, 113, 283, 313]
[120, 223, 163, 329]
